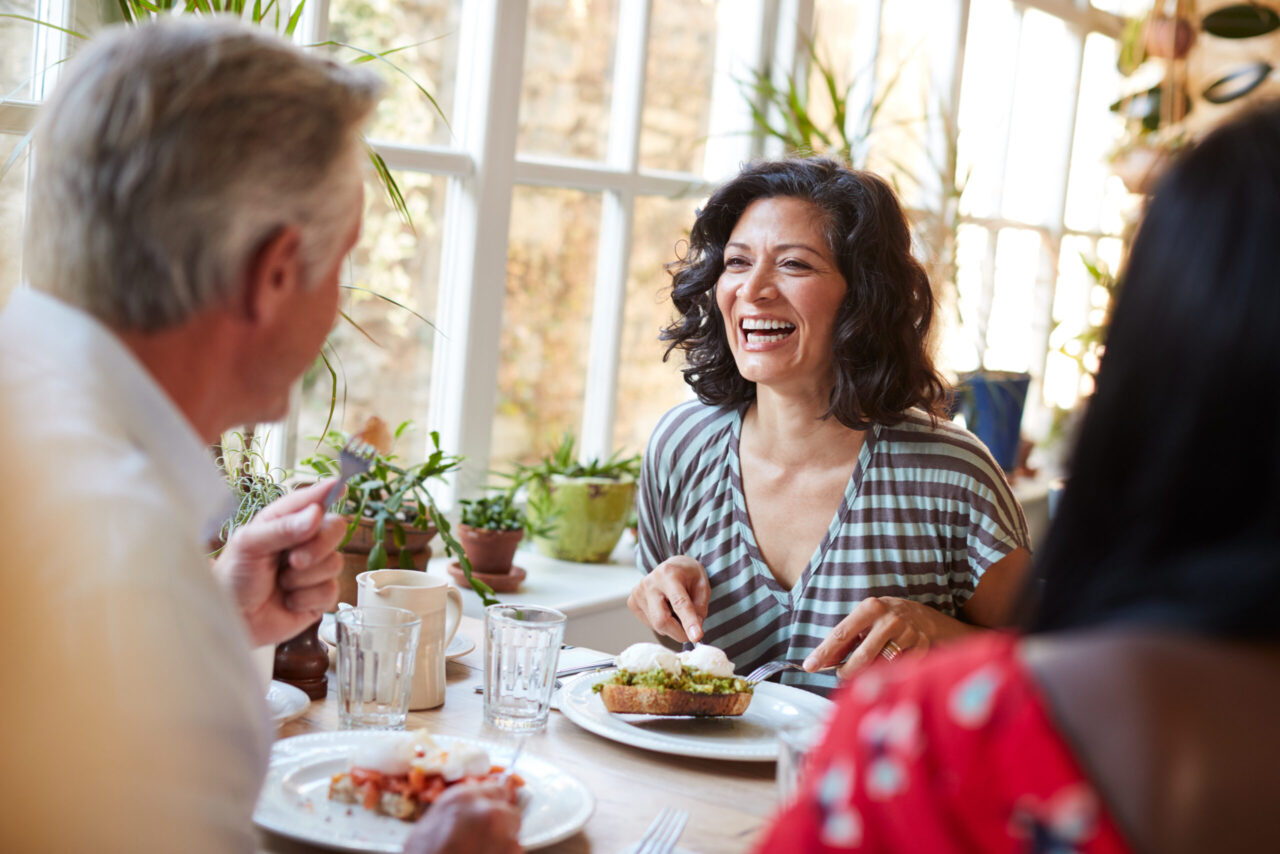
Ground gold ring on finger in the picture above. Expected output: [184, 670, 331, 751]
[879, 639, 904, 661]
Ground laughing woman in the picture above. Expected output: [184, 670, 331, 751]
[627, 158, 1031, 694]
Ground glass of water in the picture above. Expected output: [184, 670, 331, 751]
[776, 718, 828, 804]
[336, 606, 420, 730]
[483, 604, 566, 732]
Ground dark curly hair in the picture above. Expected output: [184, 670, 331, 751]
[662, 157, 948, 430]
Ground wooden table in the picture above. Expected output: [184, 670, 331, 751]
[258, 616, 777, 853]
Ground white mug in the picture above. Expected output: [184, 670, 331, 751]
[356, 570, 462, 710]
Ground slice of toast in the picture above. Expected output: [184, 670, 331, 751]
[599, 684, 752, 716]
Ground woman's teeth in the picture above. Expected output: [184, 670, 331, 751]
[742, 318, 796, 343]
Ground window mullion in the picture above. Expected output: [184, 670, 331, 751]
[429, 0, 527, 503]
[580, 0, 651, 463]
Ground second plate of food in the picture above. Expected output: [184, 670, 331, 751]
[557, 670, 834, 761]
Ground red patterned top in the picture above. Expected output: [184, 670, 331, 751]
[756, 633, 1133, 853]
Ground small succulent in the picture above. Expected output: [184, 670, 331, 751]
[459, 494, 527, 532]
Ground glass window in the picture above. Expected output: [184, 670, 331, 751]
[327, 0, 460, 147]
[0, 135, 27, 305]
[945, 222, 991, 372]
[983, 227, 1042, 373]
[492, 186, 602, 470]
[867, 0, 950, 210]
[1001, 10, 1080, 226]
[639, 0, 718, 175]
[518, 0, 619, 162]
[1091, 0, 1151, 15]
[956, 0, 1020, 219]
[296, 170, 446, 456]
[0, 4, 35, 101]
[1064, 32, 1137, 235]
[613, 194, 698, 456]
[809, 0, 876, 145]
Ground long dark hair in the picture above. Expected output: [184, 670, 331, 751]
[1030, 101, 1280, 639]
[661, 157, 948, 430]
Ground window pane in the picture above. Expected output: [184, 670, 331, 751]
[327, 0, 459, 147]
[614, 194, 696, 456]
[1001, 10, 1080, 226]
[1091, 0, 1150, 15]
[1045, 234, 1097, 410]
[809, 0, 876, 164]
[984, 227, 1042, 373]
[1064, 33, 1138, 235]
[296, 171, 445, 457]
[943, 222, 991, 373]
[639, 0, 717, 174]
[957, 0, 1020, 219]
[493, 187, 602, 469]
[867, 0, 952, 210]
[0, 2, 35, 100]
[0, 135, 26, 305]
[518, 0, 619, 162]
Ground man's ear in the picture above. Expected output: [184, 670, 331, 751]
[242, 225, 303, 326]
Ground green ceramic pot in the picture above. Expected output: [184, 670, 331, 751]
[528, 475, 635, 563]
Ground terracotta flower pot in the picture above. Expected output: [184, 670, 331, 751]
[336, 514, 437, 605]
[457, 524, 524, 574]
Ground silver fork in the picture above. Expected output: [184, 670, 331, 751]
[322, 433, 380, 507]
[744, 645, 900, 683]
[633, 807, 689, 854]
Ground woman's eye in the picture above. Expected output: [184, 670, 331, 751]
[724, 256, 749, 269]
[781, 258, 811, 270]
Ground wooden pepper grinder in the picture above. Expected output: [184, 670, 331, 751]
[273, 618, 328, 699]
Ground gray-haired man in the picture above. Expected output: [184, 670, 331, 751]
[0, 19, 519, 854]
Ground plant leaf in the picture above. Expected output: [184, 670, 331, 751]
[0, 12, 88, 39]
[339, 283, 439, 333]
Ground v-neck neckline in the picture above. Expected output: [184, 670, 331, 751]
[727, 407, 880, 607]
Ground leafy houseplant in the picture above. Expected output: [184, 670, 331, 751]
[455, 494, 527, 578]
[298, 421, 496, 606]
[211, 429, 288, 550]
[510, 434, 641, 564]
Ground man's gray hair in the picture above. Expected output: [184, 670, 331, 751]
[25, 18, 384, 331]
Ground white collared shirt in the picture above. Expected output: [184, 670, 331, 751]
[0, 288, 270, 852]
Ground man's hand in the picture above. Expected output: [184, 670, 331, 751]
[404, 780, 523, 854]
[213, 479, 347, 646]
[627, 555, 710, 643]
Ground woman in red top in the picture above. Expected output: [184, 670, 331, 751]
[758, 101, 1280, 853]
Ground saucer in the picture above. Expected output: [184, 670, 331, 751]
[447, 561, 526, 593]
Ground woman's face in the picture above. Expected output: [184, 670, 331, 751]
[715, 196, 848, 394]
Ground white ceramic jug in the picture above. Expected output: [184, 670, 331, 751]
[356, 570, 462, 710]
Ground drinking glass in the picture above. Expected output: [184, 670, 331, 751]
[776, 718, 827, 804]
[483, 604, 566, 732]
[335, 606, 420, 730]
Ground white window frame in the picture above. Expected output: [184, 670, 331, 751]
[4, 0, 1135, 500]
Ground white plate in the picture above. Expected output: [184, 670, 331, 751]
[558, 670, 834, 762]
[266, 681, 311, 727]
[254, 732, 594, 852]
[320, 613, 476, 661]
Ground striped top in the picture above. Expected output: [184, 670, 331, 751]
[636, 400, 1030, 695]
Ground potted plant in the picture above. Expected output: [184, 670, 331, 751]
[211, 431, 330, 698]
[510, 434, 641, 564]
[211, 429, 288, 553]
[450, 494, 529, 593]
[298, 421, 496, 606]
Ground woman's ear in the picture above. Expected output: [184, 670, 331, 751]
[242, 225, 303, 326]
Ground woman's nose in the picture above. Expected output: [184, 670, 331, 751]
[737, 264, 777, 302]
